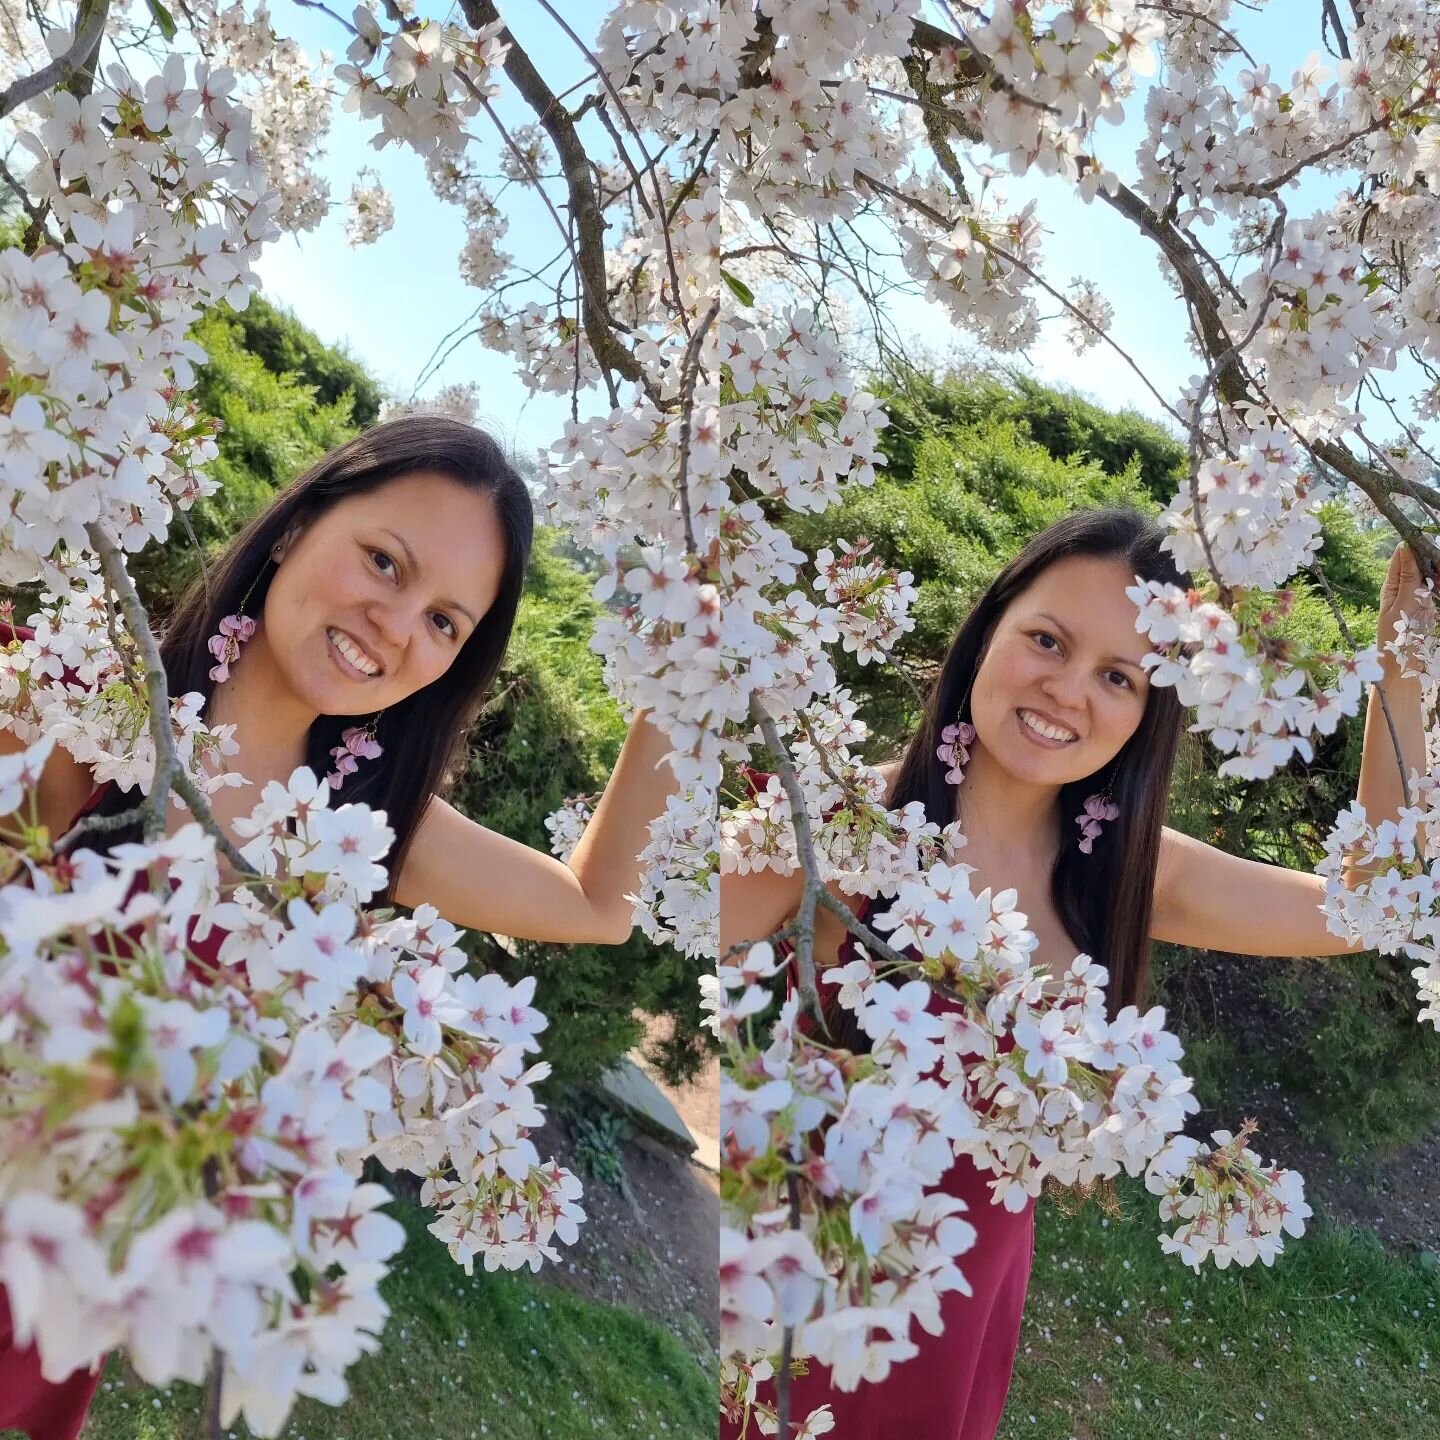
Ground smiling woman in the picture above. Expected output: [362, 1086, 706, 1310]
[43, 415, 679, 940]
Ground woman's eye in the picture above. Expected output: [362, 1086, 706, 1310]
[1107, 670, 1133, 690]
[432, 612, 456, 638]
[1033, 631, 1060, 652]
[369, 548, 396, 577]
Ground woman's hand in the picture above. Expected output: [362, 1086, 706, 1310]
[1377, 542, 1435, 661]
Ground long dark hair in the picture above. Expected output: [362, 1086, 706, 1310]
[91, 415, 534, 899]
[872, 507, 1191, 1020]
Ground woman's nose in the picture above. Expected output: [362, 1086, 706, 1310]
[367, 597, 420, 650]
[1041, 665, 1087, 714]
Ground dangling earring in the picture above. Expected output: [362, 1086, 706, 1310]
[1075, 779, 1120, 855]
[326, 714, 384, 791]
[937, 678, 977, 786]
[207, 552, 275, 684]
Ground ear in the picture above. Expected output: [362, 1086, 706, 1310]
[271, 526, 301, 565]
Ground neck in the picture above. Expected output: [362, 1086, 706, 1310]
[205, 622, 317, 783]
[953, 740, 1062, 868]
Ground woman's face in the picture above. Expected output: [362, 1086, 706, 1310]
[261, 470, 508, 717]
[969, 553, 1153, 787]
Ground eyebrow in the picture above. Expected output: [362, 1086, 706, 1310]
[382, 528, 480, 629]
[1034, 612, 1148, 672]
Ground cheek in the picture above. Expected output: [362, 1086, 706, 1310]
[978, 642, 1036, 704]
[1097, 689, 1145, 745]
[396, 635, 457, 693]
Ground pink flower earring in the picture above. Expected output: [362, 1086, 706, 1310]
[1075, 785, 1120, 854]
[206, 553, 276, 684]
[937, 679, 977, 786]
[326, 716, 384, 791]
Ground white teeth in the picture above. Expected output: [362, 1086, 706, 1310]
[1020, 709, 1076, 742]
[329, 628, 380, 676]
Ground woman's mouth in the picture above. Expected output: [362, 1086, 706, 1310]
[327, 627, 384, 680]
[1016, 707, 1078, 748]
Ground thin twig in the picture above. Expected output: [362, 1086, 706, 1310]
[1320, 0, 1353, 58]
[675, 298, 719, 558]
[203, 1347, 224, 1439]
[54, 802, 147, 852]
[747, 699, 916, 1023]
[462, 0, 647, 404]
[775, 1168, 802, 1440]
[531, 0, 690, 338]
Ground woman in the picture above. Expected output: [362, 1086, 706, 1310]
[720, 506, 1428, 1440]
[0, 415, 681, 1439]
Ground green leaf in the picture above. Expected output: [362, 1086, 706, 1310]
[720, 268, 755, 307]
[146, 0, 177, 41]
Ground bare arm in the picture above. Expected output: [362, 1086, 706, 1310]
[1150, 826, 1369, 957]
[1347, 543, 1430, 883]
[393, 710, 679, 945]
[1152, 545, 1435, 958]
[719, 863, 804, 954]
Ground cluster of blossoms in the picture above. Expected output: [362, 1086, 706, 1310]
[1147, 1124, 1313, 1271]
[1159, 417, 1329, 592]
[0, 45, 274, 578]
[811, 540, 917, 667]
[345, 167, 397, 247]
[718, 846, 1308, 1429]
[0, 740, 580, 1435]
[1128, 576, 1383, 780]
[0, 575, 242, 797]
[542, 795, 593, 864]
[335, 8, 510, 161]
[1318, 770, 1440, 1028]
[190, 0, 337, 232]
[625, 786, 719, 959]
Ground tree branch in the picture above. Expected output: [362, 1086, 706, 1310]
[675, 298, 719, 558]
[462, 0, 645, 396]
[0, 0, 109, 121]
[84, 523, 263, 880]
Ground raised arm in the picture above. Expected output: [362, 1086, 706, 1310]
[1151, 544, 1433, 959]
[392, 709, 680, 945]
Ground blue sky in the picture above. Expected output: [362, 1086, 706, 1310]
[254, 3, 1374, 458]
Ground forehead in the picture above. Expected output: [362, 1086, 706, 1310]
[1011, 554, 1146, 647]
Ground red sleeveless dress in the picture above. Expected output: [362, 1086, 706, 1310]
[0, 622, 232, 1438]
[722, 859, 1036, 1439]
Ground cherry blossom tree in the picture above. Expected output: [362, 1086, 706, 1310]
[5, 1, 1440, 1438]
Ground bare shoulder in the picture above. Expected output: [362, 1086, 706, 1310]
[0, 727, 95, 837]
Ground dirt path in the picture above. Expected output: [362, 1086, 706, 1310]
[534, 1013, 720, 1372]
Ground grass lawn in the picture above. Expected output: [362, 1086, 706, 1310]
[1000, 1179, 1438, 1439]
[66, 1198, 715, 1440]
